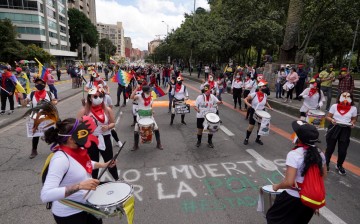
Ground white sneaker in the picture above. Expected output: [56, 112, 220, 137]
[16, 104, 22, 108]
[26, 104, 30, 107]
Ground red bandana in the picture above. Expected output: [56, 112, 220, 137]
[337, 103, 351, 116]
[143, 93, 152, 106]
[175, 83, 182, 92]
[308, 88, 317, 97]
[205, 94, 210, 102]
[34, 90, 47, 102]
[91, 105, 105, 123]
[208, 80, 215, 89]
[59, 145, 92, 174]
[257, 91, 264, 102]
[293, 143, 310, 150]
[93, 80, 99, 87]
[236, 78, 241, 83]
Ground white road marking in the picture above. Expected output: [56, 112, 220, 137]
[320, 207, 347, 224]
[115, 116, 120, 126]
[219, 125, 235, 136]
[245, 149, 278, 171]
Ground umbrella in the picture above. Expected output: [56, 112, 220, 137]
[19, 60, 29, 64]
[28, 60, 36, 64]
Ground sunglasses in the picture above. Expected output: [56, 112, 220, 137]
[92, 95, 103, 99]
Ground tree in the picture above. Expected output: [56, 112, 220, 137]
[0, 19, 24, 64]
[68, 8, 99, 51]
[98, 38, 117, 62]
[23, 44, 54, 63]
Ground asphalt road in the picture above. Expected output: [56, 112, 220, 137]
[0, 77, 359, 224]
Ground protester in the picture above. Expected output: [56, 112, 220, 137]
[15, 67, 31, 108]
[114, 83, 126, 107]
[231, 72, 243, 110]
[295, 64, 308, 100]
[56, 65, 61, 81]
[319, 65, 335, 110]
[275, 67, 287, 99]
[283, 67, 299, 103]
[170, 76, 189, 125]
[243, 73, 256, 119]
[266, 120, 327, 224]
[337, 67, 354, 98]
[325, 92, 357, 175]
[0, 65, 16, 114]
[166, 76, 176, 113]
[204, 64, 210, 80]
[46, 69, 58, 100]
[299, 79, 325, 120]
[217, 73, 225, 101]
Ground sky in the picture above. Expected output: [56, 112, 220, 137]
[96, 0, 210, 51]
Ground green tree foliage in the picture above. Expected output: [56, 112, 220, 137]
[0, 19, 24, 63]
[98, 38, 117, 62]
[23, 44, 54, 63]
[68, 8, 99, 51]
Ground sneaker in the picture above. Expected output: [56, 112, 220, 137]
[122, 104, 126, 107]
[326, 165, 330, 172]
[7, 110, 14, 115]
[0, 111, 5, 115]
[181, 121, 187, 125]
[243, 139, 249, 145]
[283, 99, 288, 103]
[208, 142, 214, 148]
[196, 141, 201, 147]
[255, 139, 264, 145]
[114, 104, 120, 107]
[17, 104, 22, 108]
[336, 165, 346, 175]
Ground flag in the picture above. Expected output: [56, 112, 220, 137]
[123, 196, 135, 224]
[111, 69, 132, 86]
[109, 57, 117, 65]
[9, 75, 26, 93]
[40, 67, 49, 82]
[151, 90, 157, 100]
[152, 86, 165, 98]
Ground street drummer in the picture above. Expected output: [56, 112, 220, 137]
[325, 92, 357, 175]
[299, 78, 325, 120]
[130, 85, 163, 150]
[194, 84, 222, 148]
[170, 75, 189, 125]
[266, 120, 327, 224]
[243, 80, 273, 145]
[41, 118, 116, 224]
[131, 75, 146, 126]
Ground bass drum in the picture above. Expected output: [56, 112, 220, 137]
[138, 117, 154, 144]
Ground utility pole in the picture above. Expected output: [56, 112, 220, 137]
[348, 19, 359, 70]
[189, 0, 196, 76]
[81, 34, 84, 61]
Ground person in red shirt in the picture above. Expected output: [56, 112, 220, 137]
[0, 65, 16, 114]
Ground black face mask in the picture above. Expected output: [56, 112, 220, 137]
[261, 87, 270, 95]
[36, 84, 45, 90]
[177, 81, 182, 85]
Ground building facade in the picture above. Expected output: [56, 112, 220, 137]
[0, 0, 77, 63]
[148, 39, 162, 54]
[124, 36, 132, 59]
[97, 22, 125, 59]
[68, 0, 97, 63]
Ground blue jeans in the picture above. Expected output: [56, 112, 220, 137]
[164, 77, 169, 86]
[275, 83, 282, 98]
[48, 84, 58, 99]
[321, 86, 332, 110]
[217, 88, 223, 101]
[168, 93, 174, 111]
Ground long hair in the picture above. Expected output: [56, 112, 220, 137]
[301, 145, 324, 177]
[43, 118, 76, 146]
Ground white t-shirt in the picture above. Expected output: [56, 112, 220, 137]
[204, 66, 210, 73]
[299, 88, 325, 112]
[41, 150, 96, 217]
[89, 110, 110, 136]
[136, 93, 153, 110]
[244, 79, 255, 91]
[231, 79, 243, 89]
[104, 94, 113, 107]
[195, 94, 219, 118]
[27, 91, 55, 107]
[329, 104, 357, 124]
[249, 92, 267, 110]
[285, 147, 325, 198]
[172, 85, 189, 100]
[85, 80, 107, 89]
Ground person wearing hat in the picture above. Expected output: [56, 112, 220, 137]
[0, 65, 16, 115]
[85, 71, 108, 93]
[243, 80, 273, 145]
[299, 78, 325, 120]
[194, 84, 222, 148]
[319, 64, 335, 110]
[325, 92, 357, 175]
[337, 67, 354, 98]
[77, 87, 119, 181]
[15, 67, 31, 108]
[23, 78, 57, 158]
[130, 85, 163, 150]
[170, 75, 189, 125]
[266, 120, 327, 224]
[295, 64, 308, 100]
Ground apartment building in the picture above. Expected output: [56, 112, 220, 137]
[97, 22, 125, 58]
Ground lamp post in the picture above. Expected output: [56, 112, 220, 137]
[161, 21, 169, 36]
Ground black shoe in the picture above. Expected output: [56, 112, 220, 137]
[196, 141, 201, 147]
[131, 123, 136, 127]
[336, 165, 346, 175]
[181, 121, 186, 125]
[114, 104, 120, 107]
[0, 111, 5, 115]
[122, 104, 126, 107]
[243, 139, 248, 145]
[255, 139, 264, 145]
[327, 165, 330, 172]
[208, 142, 214, 148]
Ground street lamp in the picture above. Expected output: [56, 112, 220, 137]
[161, 21, 169, 36]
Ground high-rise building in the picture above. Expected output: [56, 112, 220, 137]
[97, 22, 125, 58]
[68, 0, 97, 63]
[0, 0, 77, 64]
[148, 39, 162, 54]
[124, 37, 132, 59]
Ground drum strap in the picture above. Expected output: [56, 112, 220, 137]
[59, 199, 109, 218]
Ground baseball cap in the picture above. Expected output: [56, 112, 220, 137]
[292, 120, 319, 145]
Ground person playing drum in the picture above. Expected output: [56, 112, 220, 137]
[266, 120, 327, 224]
[194, 84, 222, 148]
[41, 118, 116, 224]
[325, 92, 357, 175]
[243, 80, 273, 145]
[170, 75, 189, 125]
[131, 75, 146, 126]
[130, 85, 163, 150]
[299, 78, 325, 120]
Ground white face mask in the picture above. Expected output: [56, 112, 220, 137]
[209, 76, 213, 81]
[92, 97, 103, 106]
[309, 84, 314, 88]
[236, 76, 240, 79]
[339, 93, 352, 104]
[95, 77, 101, 81]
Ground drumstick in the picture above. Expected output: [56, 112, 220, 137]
[0, 86, 10, 94]
[83, 141, 126, 199]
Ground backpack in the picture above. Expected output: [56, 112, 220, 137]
[41, 150, 69, 209]
[296, 164, 326, 209]
[30, 90, 53, 103]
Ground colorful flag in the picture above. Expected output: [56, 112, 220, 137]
[40, 67, 49, 82]
[152, 86, 165, 98]
[109, 57, 117, 65]
[9, 75, 26, 93]
[111, 69, 132, 86]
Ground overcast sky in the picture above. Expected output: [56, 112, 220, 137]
[96, 0, 210, 51]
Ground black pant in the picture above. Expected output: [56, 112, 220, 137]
[243, 90, 250, 109]
[232, 88, 242, 108]
[286, 87, 294, 99]
[295, 79, 305, 98]
[325, 133, 350, 167]
[116, 84, 126, 105]
[88, 135, 119, 180]
[54, 211, 102, 224]
[32, 137, 40, 150]
[1, 91, 14, 111]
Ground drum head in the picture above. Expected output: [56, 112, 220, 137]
[256, 110, 271, 119]
[308, 110, 325, 116]
[262, 185, 284, 194]
[205, 113, 220, 123]
[336, 121, 352, 126]
[138, 117, 154, 126]
[87, 182, 132, 206]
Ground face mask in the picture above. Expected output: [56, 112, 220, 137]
[309, 84, 314, 88]
[177, 81, 182, 85]
[209, 77, 213, 81]
[236, 76, 240, 79]
[95, 77, 101, 81]
[36, 84, 45, 90]
[261, 87, 270, 95]
[91, 97, 103, 106]
[340, 93, 352, 104]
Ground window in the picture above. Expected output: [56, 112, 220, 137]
[58, 5, 65, 15]
[47, 7, 55, 19]
[59, 15, 66, 23]
[0, 12, 45, 25]
[48, 20, 57, 30]
[60, 25, 66, 34]
[24, 0, 38, 10]
[60, 35, 67, 41]
[49, 31, 58, 38]
[16, 27, 45, 35]
[47, 0, 54, 8]
[61, 45, 68, 51]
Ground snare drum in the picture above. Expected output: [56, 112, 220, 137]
[203, 112, 220, 132]
[138, 117, 154, 144]
[87, 182, 134, 216]
[306, 110, 325, 130]
[174, 101, 190, 114]
[254, 110, 271, 123]
[258, 185, 285, 216]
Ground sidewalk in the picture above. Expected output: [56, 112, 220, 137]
[181, 72, 360, 140]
